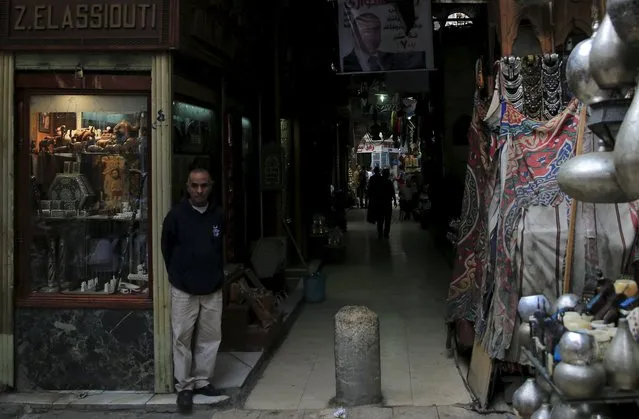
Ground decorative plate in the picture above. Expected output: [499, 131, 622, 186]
[48, 173, 96, 210]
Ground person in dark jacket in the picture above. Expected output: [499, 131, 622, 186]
[161, 168, 224, 412]
[368, 167, 397, 238]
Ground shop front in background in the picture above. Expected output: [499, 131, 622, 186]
[0, 0, 176, 392]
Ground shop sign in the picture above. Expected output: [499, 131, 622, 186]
[0, 0, 172, 50]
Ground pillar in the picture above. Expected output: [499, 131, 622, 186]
[151, 53, 173, 393]
[334, 305, 382, 406]
[0, 52, 15, 389]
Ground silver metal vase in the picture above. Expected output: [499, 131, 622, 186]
[602, 318, 639, 390]
[552, 362, 606, 398]
[557, 151, 627, 203]
[550, 403, 597, 419]
[607, 0, 639, 44]
[565, 27, 614, 106]
[589, 14, 639, 89]
[512, 378, 546, 418]
[531, 403, 552, 419]
[613, 82, 639, 200]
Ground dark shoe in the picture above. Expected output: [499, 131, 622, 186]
[195, 384, 221, 397]
[176, 390, 194, 413]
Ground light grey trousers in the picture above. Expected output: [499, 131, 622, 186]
[171, 286, 223, 392]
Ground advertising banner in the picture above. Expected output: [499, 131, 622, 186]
[338, 0, 434, 74]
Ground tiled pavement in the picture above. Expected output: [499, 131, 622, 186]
[0, 211, 503, 416]
[246, 210, 473, 409]
[3, 406, 509, 418]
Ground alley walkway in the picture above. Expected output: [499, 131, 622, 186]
[245, 210, 471, 409]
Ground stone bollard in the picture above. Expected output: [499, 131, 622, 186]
[334, 305, 382, 406]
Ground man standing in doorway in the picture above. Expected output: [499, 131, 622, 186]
[161, 168, 225, 413]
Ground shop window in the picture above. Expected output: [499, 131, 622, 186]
[171, 101, 217, 204]
[23, 95, 150, 299]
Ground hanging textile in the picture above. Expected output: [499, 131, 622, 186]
[447, 62, 500, 329]
[477, 99, 581, 360]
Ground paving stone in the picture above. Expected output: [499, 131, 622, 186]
[259, 411, 306, 419]
[302, 408, 337, 419]
[0, 391, 61, 406]
[436, 405, 510, 418]
[392, 406, 438, 419]
[347, 406, 393, 419]
[211, 410, 263, 419]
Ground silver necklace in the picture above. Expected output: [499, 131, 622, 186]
[542, 53, 563, 119]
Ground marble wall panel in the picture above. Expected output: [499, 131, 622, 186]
[15, 309, 154, 391]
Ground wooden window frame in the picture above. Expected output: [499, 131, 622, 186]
[14, 73, 153, 309]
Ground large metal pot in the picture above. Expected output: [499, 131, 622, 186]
[552, 362, 606, 398]
[552, 294, 580, 314]
[550, 403, 609, 419]
[558, 332, 596, 365]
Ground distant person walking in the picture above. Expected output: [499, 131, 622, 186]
[368, 167, 397, 238]
[161, 168, 225, 413]
[357, 165, 369, 208]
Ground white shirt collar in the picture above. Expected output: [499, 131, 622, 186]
[192, 203, 208, 214]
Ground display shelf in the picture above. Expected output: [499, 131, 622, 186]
[521, 347, 639, 404]
[16, 293, 152, 309]
[48, 151, 141, 158]
[40, 215, 146, 222]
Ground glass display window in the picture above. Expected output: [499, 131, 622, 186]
[172, 101, 216, 155]
[21, 95, 151, 301]
[171, 101, 217, 204]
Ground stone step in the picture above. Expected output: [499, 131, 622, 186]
[0, 391, 229, 413]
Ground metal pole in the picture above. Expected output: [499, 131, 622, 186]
[336, 123, 340, 188]
[258, 96, 264, 238]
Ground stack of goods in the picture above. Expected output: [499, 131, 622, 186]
[311, 214, 329, 236]
[401, 154, 419, 173]
[222, 267, 283, 352]
[39, 121, 142, 155]
[512, 276, 639, 417]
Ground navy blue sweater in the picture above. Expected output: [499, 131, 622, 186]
[161, 199, 225, 295]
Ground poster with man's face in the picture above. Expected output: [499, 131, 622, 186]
[338, 0, 435, 74]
